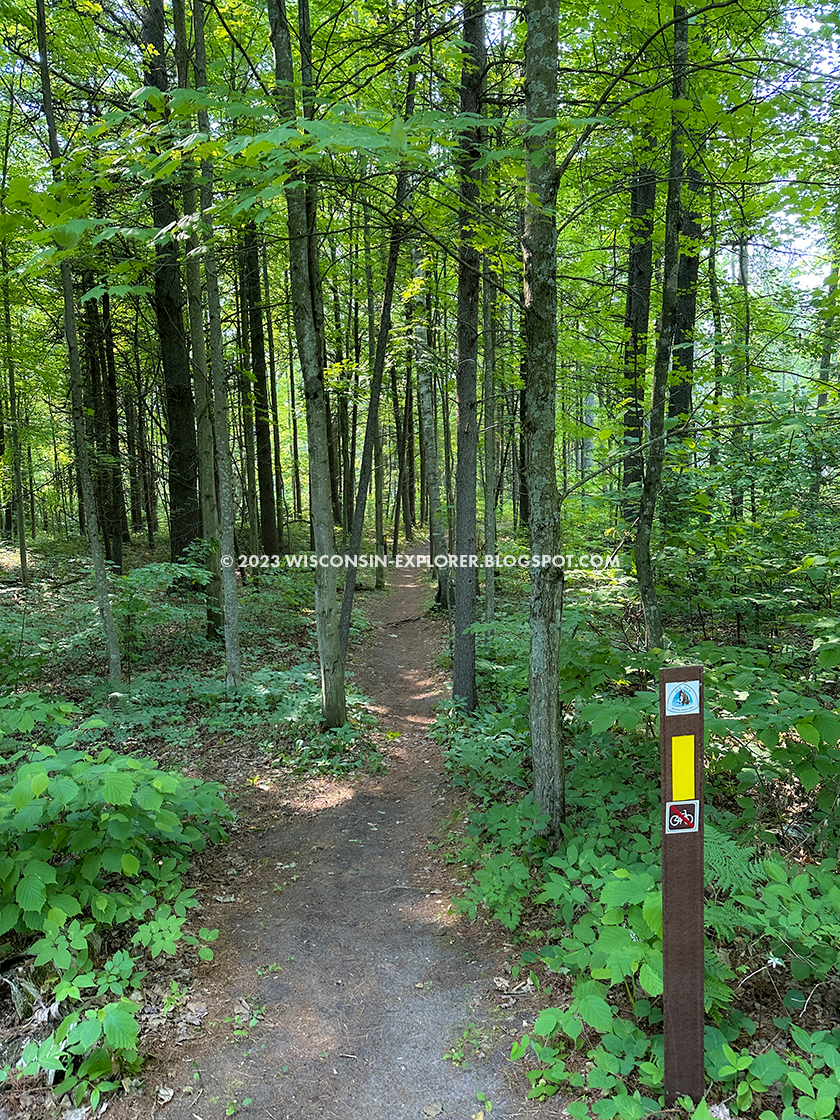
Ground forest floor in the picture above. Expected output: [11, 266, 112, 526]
[100, 552, 547, 1120]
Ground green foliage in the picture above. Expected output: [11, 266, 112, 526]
[100, 665, 383, 773]
[0, 692, 231, 1101]
[437, 616, 840, 1115]
[112, 559, 211, 674]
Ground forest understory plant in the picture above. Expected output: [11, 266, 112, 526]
[434, 599, 840, 1119]
[0, 693, 232, 1105]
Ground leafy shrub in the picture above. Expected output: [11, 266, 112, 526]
[0, 693, 231, 1103]
[112, 559, 211, 673]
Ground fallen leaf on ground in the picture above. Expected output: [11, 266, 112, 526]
[424, 1103, 443, 1117]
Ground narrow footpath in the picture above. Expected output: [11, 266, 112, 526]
[110, 554, 540, 1120]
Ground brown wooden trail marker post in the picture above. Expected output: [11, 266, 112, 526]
[659, 665, 705, 1107]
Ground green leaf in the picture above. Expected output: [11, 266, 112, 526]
[102, 771, 135, 805]
[121, 854, 140, 877]
[534, 1008, 563, 1036]
[642, 892, 662, 937]
[68, 1015, 103, 1053]
[16, 875, 47, 912]
[51, 775, 80, 805]
[601, 873, 655, 908]
[795, 720, 820, 748]
[572, 981, 615, 1033]
[30, 771, 49, 797]
[0, 902, 20, 935]
[638, 960, 663, 997]
[101, 1000, 139, 1051]
[749, 1049, 790, 1087]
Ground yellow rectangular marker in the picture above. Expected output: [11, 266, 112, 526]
[671, 734, 695, 800]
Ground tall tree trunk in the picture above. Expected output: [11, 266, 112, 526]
[452, 0, 485, 711]
[244, 224, 279, 555]
[236, 254, 259, 557]
[36, 0, 120, 679]
[483, 261, 497, 624]
[173, 0, 223, 635]
[415, 252, 448, 605]
[0, 103, 25, 582]
[142, 0, 200, 563]
[633, 5, 688, 651]
[193, 0, 241, 686]
[810, 261, 838, 497]
[621, 156, 656, 522]
[267, 0, 346, 726]
[262, 245, 286, 550]
[101, 292, 126, 571]
[286, 296, 303, 520]
[1, 244, 25, 584]
[523, 0, 564, 837]
[337, 163, 412, 657]
[669, 163, 702, 426]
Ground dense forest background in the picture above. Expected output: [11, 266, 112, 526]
[1, 0, 840, 1116]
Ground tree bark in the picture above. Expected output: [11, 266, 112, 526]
[36, 0, 120, 680]
[193, 0, 241, 688]
[142, 0, 200, 563]
[244, 224, 279, 556]
[483, 261, 497, 624]
[633, 5, 689, 651]
[267, 0, 346, 727]
[452, 0, 485, 711]
[621, 156, 656, 521]
[523, 0, 564, 837]
[173, 0, 223, 635]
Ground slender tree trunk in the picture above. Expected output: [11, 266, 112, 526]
[236, 254, 259, 556]
[452, 0, 485, 711]
[523, 0, 564, 837]
[287, 297, 303, 520]
[263, 245, 286, 550]
[193, 0, 241, 686]
[142, 0, 200, 563]
[244, 224, 279, 555]
[268, 0, 345, 726]
[415, 252, 448, 605]
[633, 5, 688, 651]
[101, 293, 126, 570]
[669, 163, 702, 426]
[621, 156, 656, 522]
[1, 244, 25, 584]
[483, 261, 497, 624]
[810, 260, 838, 497]
[36, 0, 120, 680]
[708, 189, 724, 469]
[173, 0, 223, 634]
[338, 162, 412, 657]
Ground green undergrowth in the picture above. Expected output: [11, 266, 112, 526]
[432, 614, 840, 1119]
[0, 692, 232, 1106]
[88, 664, 383, 776]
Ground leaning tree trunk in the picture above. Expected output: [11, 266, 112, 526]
[523, 0, 564, 838]
[268, 0, 345, 727]
[36, 0, 120, 680]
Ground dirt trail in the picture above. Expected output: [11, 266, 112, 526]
[111, 554, 536, 1120]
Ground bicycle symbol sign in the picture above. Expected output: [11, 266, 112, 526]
[665, 800, 700, 834]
